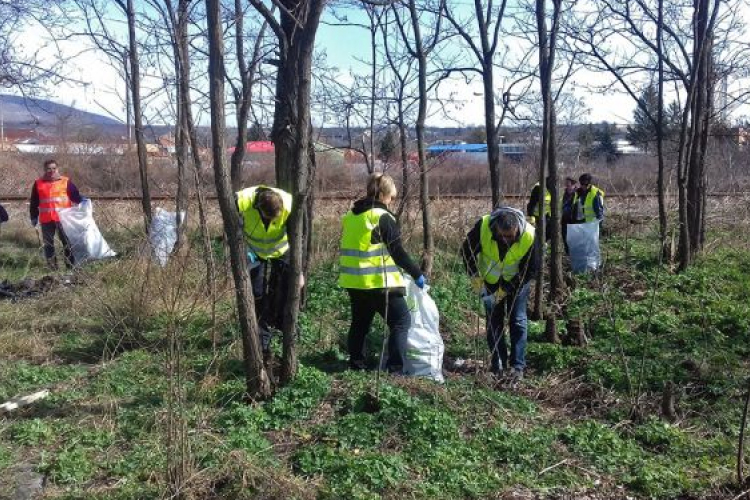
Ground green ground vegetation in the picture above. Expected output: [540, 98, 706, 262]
[0, 212, 748, 499]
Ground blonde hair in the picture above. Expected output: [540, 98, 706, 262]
[366, 173, 397, 201]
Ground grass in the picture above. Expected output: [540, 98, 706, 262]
[0, 204, 749, 498]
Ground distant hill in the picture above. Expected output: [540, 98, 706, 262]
[0, 94, 125, 139]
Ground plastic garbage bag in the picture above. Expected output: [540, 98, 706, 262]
[149, 208, 184, 267]
[402, 276, 445, 383]
[57, 199, 116, 265]
[566, 221, 600, 274]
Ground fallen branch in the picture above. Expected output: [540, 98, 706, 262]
[539, 459, 568, 476]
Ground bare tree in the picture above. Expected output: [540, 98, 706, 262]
[442, 0, 510, 207]
[392, 0, 445, 275]
[248, 0, 327, 383]
[113, 0, 153, 232]
[206, 0, 271, 399]
[228, 0, 270, 192]
[0, 1, 70, 92]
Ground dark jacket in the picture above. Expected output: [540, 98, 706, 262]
[29, 178, 83, 221]
[350, 198, 422, 289]
[526, 184, 543, 217]
[461, 217, 540, 295]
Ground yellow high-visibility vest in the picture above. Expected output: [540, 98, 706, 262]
[236, 185, 292, 260]
[338, 207, 405, 289]
[572, 185, 605, 223]
[478, 215, 536, 285]
[531, 182, 552, 217]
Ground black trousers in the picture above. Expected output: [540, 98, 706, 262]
[250, 257, 290, 351]
[346, 289, 410, 372]
[41, 222, 73, 269]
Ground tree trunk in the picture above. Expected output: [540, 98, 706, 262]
[656, 0, 669, 261]
[483, 61, 502, 209]
[125, 0, 152, 232]
[547, 105, 564, 303]
[534, 0, 550, 320]
[270, 0, 326, 384]
[395, 99, 409, 220]
[407, 0, 433, 275]
[206, 0, 271, 400]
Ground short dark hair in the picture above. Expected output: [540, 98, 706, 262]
[44, 159, 58, 168]
[579, 173, 592, 185]
[565, 176, 577, 184]
[490, 210, 520, 233]
[256, 190, 283, 219]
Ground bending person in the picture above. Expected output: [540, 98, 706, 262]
[461, 207, 539, 385]
[236, 185, 293, 366]
[339, 173, 426, 372]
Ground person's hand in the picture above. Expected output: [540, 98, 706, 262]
[415, 275, 427, 289]
[247, 250, 258, 264]
[30, 217, 38, 228]
[471, 276, 484, 294]
[495, 288, 507, 301]
[527, 215, 536, 225]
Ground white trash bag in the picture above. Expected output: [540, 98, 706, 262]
[58, 199, 116, 266]
[149, 208, 184, 267]
[402, 276, 445, 383]
[566, 221, 601, 274]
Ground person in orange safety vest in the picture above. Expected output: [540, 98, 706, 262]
[29, 159, 83, 270]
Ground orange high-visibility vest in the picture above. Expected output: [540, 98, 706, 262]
[36, 177, 71, 223]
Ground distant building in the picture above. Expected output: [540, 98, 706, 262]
[426, 143, 526, 162]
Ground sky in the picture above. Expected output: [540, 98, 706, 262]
[13, 0, 750, 129]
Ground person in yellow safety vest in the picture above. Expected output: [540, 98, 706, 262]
[29, 159, 84, 270]
[561, 176, 579, 254]
[339, 173, 426, 372]
[236, 185, 294, 364]
[461, 207, 540, 386]
[565, 173, 605, 224]
[526, 176, 555, 241]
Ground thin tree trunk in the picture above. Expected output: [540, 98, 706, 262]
[124, 0, 152, 231]
[395, 100, 409, 220]
[656, 0, 669, 261]
[534, 0, 550, 320]
[206, 0, 271, 399]
[483, 61, 502, 208]
[407, 0, 434, 275]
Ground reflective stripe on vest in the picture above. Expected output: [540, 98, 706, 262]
[572, 185, 604, 223]
[338, 208, 405, 289]
[532, 182, 552, 217]
[236, 185, 293, 259]
[36, 177, 71, 224]
[477, 215, 536, 285]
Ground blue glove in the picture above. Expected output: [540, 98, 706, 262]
[30, 217, 38, 228]
[415, 275, 427, 289]
[247, 250, 258, 264]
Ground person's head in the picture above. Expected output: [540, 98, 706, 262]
[255, 190, 283, 221]
[578, 173, 593, 190]
[366, 173, 397, 206]
[545, 176, 555, 191]
[490, 209, 521, 245]
[565, 176, 577, 189]
[43, 159, 60, 179]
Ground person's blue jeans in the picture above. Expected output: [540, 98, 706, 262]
[485, 281, 531, 373]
